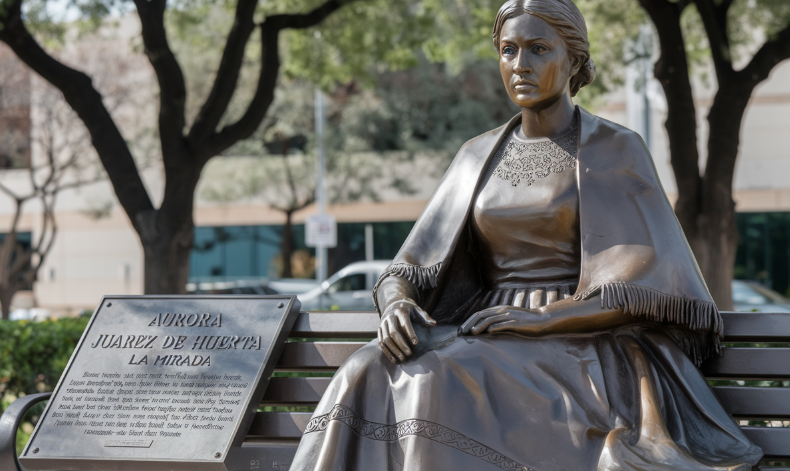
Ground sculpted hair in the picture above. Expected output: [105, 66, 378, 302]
[492, 0, 596, 97]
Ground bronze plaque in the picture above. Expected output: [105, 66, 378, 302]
[19, 295, 299, 471]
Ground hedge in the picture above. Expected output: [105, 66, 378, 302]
[0, 317, 90, 452]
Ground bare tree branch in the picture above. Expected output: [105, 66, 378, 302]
[207, 26, 280, 155]
[188, 0, 258, 143]
[0, 181, 20, 201]
[133, 0, 189, 164]
[264, 0, 345, 31]
[0, 0, 154, 229]
[206, 0, 347, 156]
[695, 0, 734, 78]
[638, 0, 702, 233]
[741, 21, 790, 84]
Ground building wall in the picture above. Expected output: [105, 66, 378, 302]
[597, 60, 790, 210]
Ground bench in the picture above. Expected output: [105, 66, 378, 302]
[1, 311, 789, 470]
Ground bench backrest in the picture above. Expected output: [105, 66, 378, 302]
[245, 311, 790, 469]
[701, 312, 790, 463]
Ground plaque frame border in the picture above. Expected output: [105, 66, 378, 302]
[19, 294, 301, 471]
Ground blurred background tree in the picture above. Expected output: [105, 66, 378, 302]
[625, 0, 790, 309]
[0, 0, 788, 304]
[0, 0, 389, 294]
[0, 36, 134, 319]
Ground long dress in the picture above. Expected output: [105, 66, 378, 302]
[291, 117, 762, 471]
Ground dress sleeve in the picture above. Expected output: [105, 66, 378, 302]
[373, 272, 425, 317]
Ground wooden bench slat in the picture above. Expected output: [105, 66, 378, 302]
[276, 342, 368, 370]
[231, 441, 299, 471]
[262, 377, 331, 405]
[247, 412, 312, 439]
[701, 348, 790, 379]
[720, 312, 790, 342]
[290, 312, 378, 338]
[742, 426, 790, 458]
[712, 386, 790, 418]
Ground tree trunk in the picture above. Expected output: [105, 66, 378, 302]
[0, 287, 12, 320]
[641, 0, 790, 310]
[280, 210, 294, 278]
[691, 81, 751, 310]
[642, 0, 738, 310]
[685, 212, 738, 310]
[137, 168, 198, 294]
[1, 0, 346, 295]
[140, 224, 194, 294]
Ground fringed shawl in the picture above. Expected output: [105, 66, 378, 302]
[373, 107, 722, 365]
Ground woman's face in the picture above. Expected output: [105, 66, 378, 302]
[498, 14, 576, 111]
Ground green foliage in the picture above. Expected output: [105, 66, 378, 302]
[576, 0, 646, 106]
[727, 0, 790, 64]
[15, 0, 67, 48]
[0, 317, 89, 453]
[331, 58, 517, 155]
[278, 0, 630, 108]
[0, 317, 89, 402]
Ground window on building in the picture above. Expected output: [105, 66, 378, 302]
[0, 232, 33, 289]
[735, 212, 790, 298]
[189, 221, 415, 282]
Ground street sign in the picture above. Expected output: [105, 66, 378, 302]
[305, 214, 337, 248]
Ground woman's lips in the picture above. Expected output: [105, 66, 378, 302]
[514, 82, 537, 91]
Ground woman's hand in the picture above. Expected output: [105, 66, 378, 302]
[378, 300, 436, 363]
[460, 305, 550, 336]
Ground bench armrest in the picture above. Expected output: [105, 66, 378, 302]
[0, 393, 52, 471]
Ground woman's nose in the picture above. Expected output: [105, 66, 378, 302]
[514, 51, 533, 75]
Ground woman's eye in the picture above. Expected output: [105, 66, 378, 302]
[502, 45, 517, 55]
[531, 44, 548, 54]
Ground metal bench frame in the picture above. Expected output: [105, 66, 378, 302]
[1, 311, 789, 470]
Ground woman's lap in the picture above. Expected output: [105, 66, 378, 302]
[292, 325, 761, 471]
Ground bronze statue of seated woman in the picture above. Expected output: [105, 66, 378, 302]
[292, 0, 763, 469]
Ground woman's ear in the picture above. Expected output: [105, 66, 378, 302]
[569, 55, 582, 77]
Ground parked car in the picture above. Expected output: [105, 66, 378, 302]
[186, 278, 320, 296]
[731, 279, 790, 312]
[9, 308, 50, 321]
[267, 278, 320, 295]
[186, 279, 278, 295]
[298, 260, 391, 311]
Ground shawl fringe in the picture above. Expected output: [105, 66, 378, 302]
[575, 282, 723, 366]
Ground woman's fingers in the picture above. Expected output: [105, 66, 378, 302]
[460, 312, 483, 334]
[389, 320, 413, 358]
[460, 308, 499, 334]
[414, 307, 437, 327]
[471, 313, 511, 335]
[383, 316, 407, 361]
[397, 310, 419, 345]
[377, 326, 397, 363]
[377, 302, 436, 362]
[379, 318, 404, 361]
[485, 320, 517, 334]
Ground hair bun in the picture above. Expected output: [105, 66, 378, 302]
[570, 58, 596, 97]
